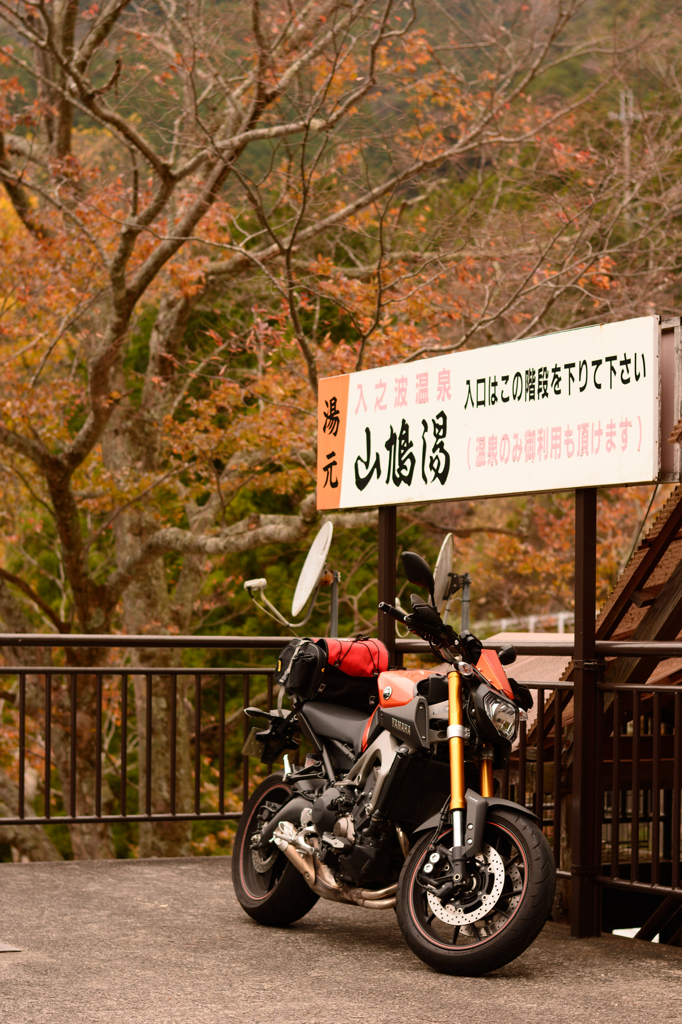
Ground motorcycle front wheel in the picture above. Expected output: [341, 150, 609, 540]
[396, 807, 555, 976]
[232, 773, 319, 927]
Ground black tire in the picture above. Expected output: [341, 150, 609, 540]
[396, 808, 555, 976]
[231, 773, 319, 927]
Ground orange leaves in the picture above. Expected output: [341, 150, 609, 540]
[548, 138, 595, 172]
[431, 486, 664, 630]
[0, 0, 666, 655]
[577, 256, 617, 294]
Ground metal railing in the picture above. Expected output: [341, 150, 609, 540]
[503, 678, 682, 903]
[0, 664, 276, 826]
[1, 633, 681, 937]
[0, 633, 555, 829]
[500, 681, 575, 883]
[596, 680, 682, 902]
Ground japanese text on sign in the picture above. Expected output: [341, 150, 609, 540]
[317, 317, 660, 510]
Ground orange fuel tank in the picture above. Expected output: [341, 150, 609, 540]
[377, 669, 432, 708]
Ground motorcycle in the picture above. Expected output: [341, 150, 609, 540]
[232, 551, 555, 975]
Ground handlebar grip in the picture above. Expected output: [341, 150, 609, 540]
[378, 601, 408, 624]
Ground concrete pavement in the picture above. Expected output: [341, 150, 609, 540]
[0, 857, 680, 1024]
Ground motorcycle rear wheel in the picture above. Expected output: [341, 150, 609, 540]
[232, 773, 319, 926]
[396, 807, 555, 976]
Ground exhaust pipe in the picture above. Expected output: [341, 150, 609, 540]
[351, 882, 397, 910]
[275, 837, 316, 886]
[273, 822, 397, 909]
[352, 896, 396, 910]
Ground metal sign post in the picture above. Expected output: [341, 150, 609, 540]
[377, 505, 397, 664]
[572, 488, 600, 937]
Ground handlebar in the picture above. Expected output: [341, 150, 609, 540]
[379, 599, 453, 647]
[378, 599, 482, 666]
[378, 601, 408, 624]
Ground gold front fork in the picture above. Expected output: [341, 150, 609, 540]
[479, 745, 494, 798]
[447, 669, 466, 846]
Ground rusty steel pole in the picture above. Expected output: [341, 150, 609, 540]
[571, 487, 601, 937]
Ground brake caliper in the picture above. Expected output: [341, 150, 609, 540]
[418, 844, 474, 900]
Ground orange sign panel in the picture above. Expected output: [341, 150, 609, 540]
[317, 374, 349, 509]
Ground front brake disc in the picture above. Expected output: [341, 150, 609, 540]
[427, 843, 505, 926]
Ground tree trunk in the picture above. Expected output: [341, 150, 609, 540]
[0, 584, 114, 859]
[0, 773, 63, 861]
[112, 502, 194, 857]
[131, 660, 194, 859]
[51, 669, 115, 860]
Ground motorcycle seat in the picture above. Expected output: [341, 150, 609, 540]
[301, 702, 378, 755]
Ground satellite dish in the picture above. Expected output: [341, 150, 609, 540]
[433, 533, 454, 613]
[291, 521, 333, 617]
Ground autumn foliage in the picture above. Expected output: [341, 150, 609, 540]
[0, 0, 681, 858]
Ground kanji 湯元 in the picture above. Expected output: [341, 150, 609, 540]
[323, 396, 340, 437]
[322, 451, 339, 488]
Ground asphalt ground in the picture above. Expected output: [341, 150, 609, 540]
[0, 857, 680, 1024]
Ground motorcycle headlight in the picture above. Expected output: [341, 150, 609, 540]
[483, 692, 518, 742]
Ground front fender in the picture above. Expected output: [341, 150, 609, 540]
[483, 795, 539, 823]
[411, 790, 539, 858]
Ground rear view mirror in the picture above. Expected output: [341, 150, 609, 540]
[401, 551, 435, 605]
[498, 644, 517, 666]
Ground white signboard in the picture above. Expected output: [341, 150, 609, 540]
[317, 316, 660, 510]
